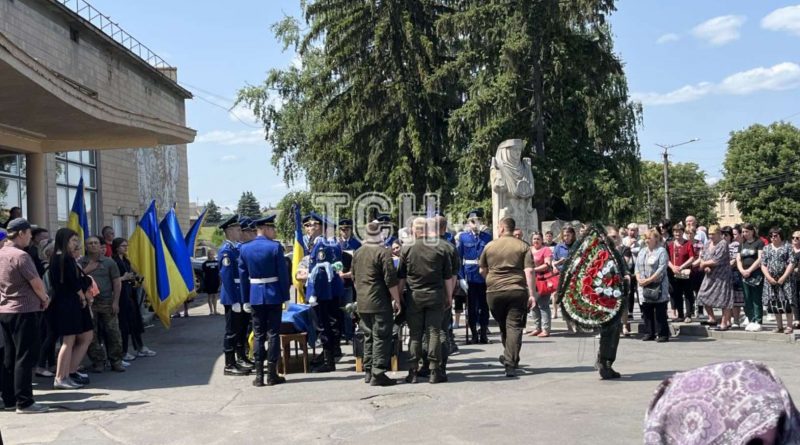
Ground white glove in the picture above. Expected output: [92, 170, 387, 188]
[459, 279, 469, 293]
[308, 296, 318, 307]
[232, 303, 242, 313]
[243, 303, 253, 314]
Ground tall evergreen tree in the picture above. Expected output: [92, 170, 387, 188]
[238, 0, 458, 205]
[204, 199, 223, 224]
[437, 0, 641, 222]
[237, 191, 261, 218]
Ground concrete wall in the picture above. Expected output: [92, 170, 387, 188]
[0, 0, 192, 233]
[0, 0, 187, 125]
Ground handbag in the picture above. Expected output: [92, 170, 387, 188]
[535, 271, 560, 297]
[641, 281, 661, 302]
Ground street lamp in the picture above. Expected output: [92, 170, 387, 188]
[656, 138, 699, 221]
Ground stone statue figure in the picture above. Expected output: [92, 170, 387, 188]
[490, 139, 538, 239]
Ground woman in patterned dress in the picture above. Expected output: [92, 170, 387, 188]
[761, 227, 796, 334]
[695, 226, 733, 330]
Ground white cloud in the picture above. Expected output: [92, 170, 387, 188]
[220, 155, 239, 162]
[762, 5, 800, 37]
[691, 15, 746, 46]
[194, 129, 266, 146]
[633, 62, 800, 106]
[656, 33, 680, 44]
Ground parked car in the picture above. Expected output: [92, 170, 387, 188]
[191, 245, 210, 293]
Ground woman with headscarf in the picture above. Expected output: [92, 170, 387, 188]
[644, 360, 800, 444]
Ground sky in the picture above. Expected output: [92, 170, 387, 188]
[87, 0, 800, 210]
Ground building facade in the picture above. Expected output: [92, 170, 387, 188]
[716, 193, 743, 227]
[0, 0, 194, 236]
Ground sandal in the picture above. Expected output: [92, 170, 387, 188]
[537, 331, 550, 338]
[526, 329, 542, 337]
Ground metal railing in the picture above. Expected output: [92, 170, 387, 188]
[54, 0, 173, 69]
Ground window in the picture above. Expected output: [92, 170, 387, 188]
[0, 154, 27, 221]
[56, 151, 98, 235]
[112, 215, 123, 238]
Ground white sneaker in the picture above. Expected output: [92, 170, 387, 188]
[121, 360, 131, 368]
[750, 323, 762, 332]
[16, 402, 49, 414]
[123, 353, 137, 361]
[137, 347, 157, 357]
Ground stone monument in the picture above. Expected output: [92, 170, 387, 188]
[490, 139, 538, 239]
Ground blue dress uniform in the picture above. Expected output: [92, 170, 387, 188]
[377, 214, 397, 247]
[304, 213, 345, 372]
[238, 215, 290, 386]
[218, 215, 252, 376]
[457, 209, 493, 344]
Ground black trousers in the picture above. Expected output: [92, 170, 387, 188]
[641, 302, 670, 339]
[0, 312, 41, 409]
[487, 291, 527, 368]
[37, 309, 57, 369]
[627, 276, 638, 318]
[252, 304, 282, 363]
[223, 305, 248, 353]
[313, 299, 339, 351]
[467, 282, 489, 331]
[669, 278, 695, 319]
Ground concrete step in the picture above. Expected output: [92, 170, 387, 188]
[524, 317, 798, 343]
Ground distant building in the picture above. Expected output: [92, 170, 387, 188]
[716, 193, 743, 227]
[0, 0, 195, 235]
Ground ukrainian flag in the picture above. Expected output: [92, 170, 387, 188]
[66, 177, 89, 249]
[128, 201, 172, 327]
[184, 208, 207, 261]
[292, 203, 306, 303]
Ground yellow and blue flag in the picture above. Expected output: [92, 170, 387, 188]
[128, 201, 172, 327]
[184, 208, 207, 260]
[66, 177, 89, 249]
[292, 203, 306, 304]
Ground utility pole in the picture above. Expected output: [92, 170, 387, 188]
[656, 138, 699, 222]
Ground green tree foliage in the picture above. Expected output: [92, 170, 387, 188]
[239, 0, 641, 225]
[236, 191, 261, 218]
[204, 199, 223, 224]
[721, 122, 800, 231]
[275, 191, 317, 243]
[636, 160, 717, 226]
[437, 0, 641, 222]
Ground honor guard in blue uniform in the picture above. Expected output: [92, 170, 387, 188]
[300, 213, 345, 373]
[235, 217, 256, 367]
[376, 214, 397, 248]
[337, 218, 361, 341]
[238, 215, 290, 386]
[457, 208, 493, 344]
[218, 215, 252, 376]
[239, 217, 257, 243]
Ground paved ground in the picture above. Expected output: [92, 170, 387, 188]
[3, 304, 800, 445]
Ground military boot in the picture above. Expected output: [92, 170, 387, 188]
[370, 372, 397, 387]
[364, 369, 372, 384]
[224, 351, 249, 376]
[468, 328, 478, 345]
[236, 348, 255, 371]
[440, 356, 449, 383]
[429, 368, 445, 384]
[405, 368, 418, 384]
[597, 358, 621, 380]
[266, 362, 286, 386]
[252, 360, 265, 387]
[479, 327, 489, 344]
[312, 350, 336, 373]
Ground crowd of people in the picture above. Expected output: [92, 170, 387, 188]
[0, 220, 156, 414]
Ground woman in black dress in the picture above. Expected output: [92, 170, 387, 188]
[50, 228, 94, 389]
[112, 238, 156, 359]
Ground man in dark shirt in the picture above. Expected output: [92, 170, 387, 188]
[397, 218, 454, 384]
[202, 250, 221, 315]
[479, 217, 535, 377]
[351, 222, 400, 386]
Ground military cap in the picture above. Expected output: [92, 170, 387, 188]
[239, 217, 255, 231]
[466, 208, 484, 219]
[376, 214, 392, 223]
[219, 214, 240, 230]
[254, 215, 276, 227]
[338, 218, 353, 228]
[302, 213, 323, 224]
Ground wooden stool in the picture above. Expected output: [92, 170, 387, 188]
[279, 332, 308, 374]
